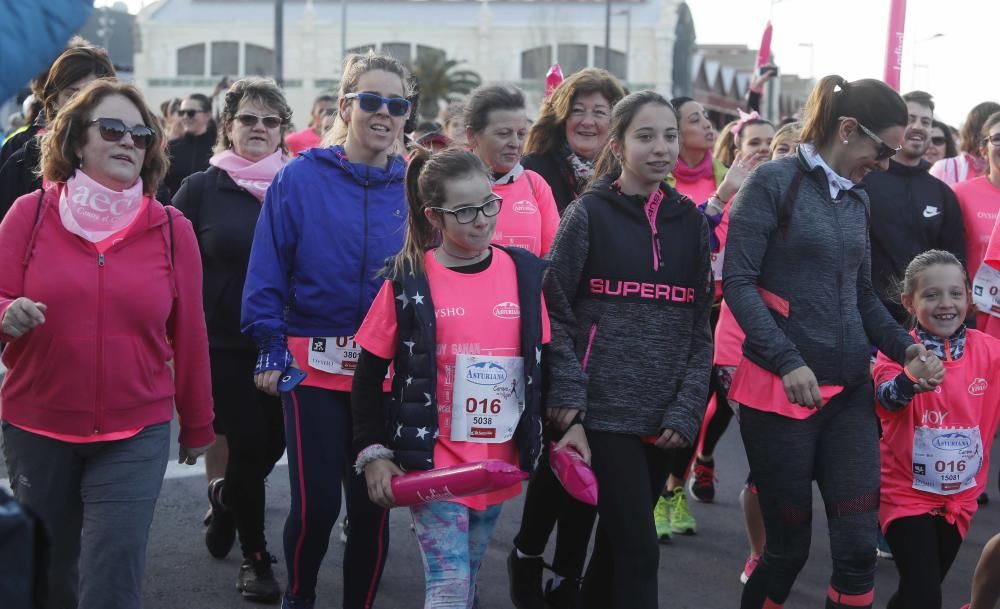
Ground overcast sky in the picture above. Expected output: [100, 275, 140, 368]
[98, 0, 993, 125]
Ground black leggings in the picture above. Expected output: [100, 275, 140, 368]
[739, 382, 880, 609]
[667, 366, 734, 480]
[582, 430, 671, 609]
[209, 349, 285, 557]
[884, 515, 963, 609]
[513, 438, 597, 581]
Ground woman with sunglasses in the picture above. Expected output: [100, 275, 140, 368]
[164, 93, 217, 197]
[954, 112, 1000, 338]
[172, 77, 291, 604]
[931, 102, 1000, 186]
[0, 79, 214, 609]
[924, 120, 958, 167]
[241, 52, 410, 609]
[464, 84, 560, 258]
[723, 75, 940, 609]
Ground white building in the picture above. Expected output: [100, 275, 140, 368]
[134, 0, 683, 126]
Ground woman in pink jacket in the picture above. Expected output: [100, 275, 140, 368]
[0, 79, 214, 609]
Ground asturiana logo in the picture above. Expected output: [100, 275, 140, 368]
[969, 378, 988, 396]
[513, 200, 537, 214]
[465, 361, 508, 386]
[493, 301, 520, 320]
[932, 432, 973, 451]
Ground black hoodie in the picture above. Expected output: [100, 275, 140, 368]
[864, 158, 966, 324]
[544, 176, 713, 443]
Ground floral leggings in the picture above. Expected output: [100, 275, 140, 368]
[410, 501, 503, 609]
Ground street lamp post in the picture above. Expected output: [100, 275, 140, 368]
[614, 8, 631, 81]
[603, 0, 611, 70]
[341, 0, 348, 65]
[274, 0, 284, 86]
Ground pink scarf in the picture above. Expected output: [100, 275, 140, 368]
[210, 150, 286, 202]
[59, 170, 144, 243]
[672, 151, 715, 182]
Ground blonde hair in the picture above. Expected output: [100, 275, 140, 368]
[321, 52, 412, 148]
[770, 122, 802, 158]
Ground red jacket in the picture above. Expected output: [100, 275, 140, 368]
[0, 187, 214, 448]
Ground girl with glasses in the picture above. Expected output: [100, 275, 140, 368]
[724, 75, 938, 609]
[931, 102, 1000, 186]
[351, 147, 552, 609]
[464, 84, 560, 258]
[171, 77, 292, 604]
[241, 52, 410, 609]
[0, 79, 214, 609]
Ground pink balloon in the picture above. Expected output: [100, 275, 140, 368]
[549, 442, 598, 506]
[390, 460, 528, 506]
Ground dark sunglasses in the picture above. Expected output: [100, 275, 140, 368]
[427, 195, 503, 224]
[235, 113, 283, 129]
[88, 118, 155, 150]
[842, 117, 901, 161]
[984, 134, 1000, 147]
[931, 136, 947, 146]
[178, 109, 207, 118]
[344, 92, 411, 117]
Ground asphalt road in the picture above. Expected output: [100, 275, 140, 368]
[3, 415, 998, 609]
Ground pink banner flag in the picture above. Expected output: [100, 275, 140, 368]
[756, 21, 773, 69]
[883, 0, 907, 90]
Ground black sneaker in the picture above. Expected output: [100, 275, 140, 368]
[237, 552, 281, 603]
[507, 548, 546, 609]
[206, 478, 236, 559]
[544, 578, 582, 609]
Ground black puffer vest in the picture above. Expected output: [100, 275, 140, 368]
[384, 245, 547, 472]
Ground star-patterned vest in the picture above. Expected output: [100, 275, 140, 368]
[385, 245, 547, 472]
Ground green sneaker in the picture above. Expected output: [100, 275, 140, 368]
[669, 487, 697, 535]
[653, 495, 672, 543]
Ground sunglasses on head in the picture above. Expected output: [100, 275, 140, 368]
[88, 118, 155, 150]
[235, 113, 283, 129]
[931, 136, 946, 146]
[841, 117, 901, 161]
[984, 134, 1000, 147]
[427, 195, 503, 224]
[344, 92, 411, 117]
[178, 109, 207, 118]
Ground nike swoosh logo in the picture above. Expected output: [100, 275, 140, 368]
[923, 206, 941, 218]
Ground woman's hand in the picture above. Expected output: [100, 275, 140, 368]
[255, 358, 299, 396]
[718, 150, 769, 201]
[654, 427, 689, 450]
[178, 442, 214, 465]
[905, 349, 945, 393]
[782, 365, 822, 408]
[554, 423, 591, 465]
[547, 407, 582, 432]
[1, 298, 47, 338]
[364, 458, 404, 509]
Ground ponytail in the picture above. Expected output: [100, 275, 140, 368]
[390, 147, 491, 278]
[800, 74, 906, 149]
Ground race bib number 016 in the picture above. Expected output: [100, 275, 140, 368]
[450, 354, 525, 444]
[911, 425, 983, 495]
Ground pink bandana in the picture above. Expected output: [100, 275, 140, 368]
[209, 149, 286, 202]
[59, 170, 144, 243]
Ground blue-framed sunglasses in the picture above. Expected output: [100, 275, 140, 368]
[344, 92, 411, 117]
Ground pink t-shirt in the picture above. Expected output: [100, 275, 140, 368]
[874, 330, 1000, 537]
[673, 175, 716, 207]
[355, 248, 551, 509]
[286, 128, 323, 158]
[713, 299, 745, 368]
[954, 177, 1000, 331]
[286, 337, 391, 392]
[492, 170, 560, 257]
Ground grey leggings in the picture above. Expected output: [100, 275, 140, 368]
[3, 421, 170, 609]
[738, 382, 879, 609]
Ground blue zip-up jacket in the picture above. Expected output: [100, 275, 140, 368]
[241, 146, 407, 365]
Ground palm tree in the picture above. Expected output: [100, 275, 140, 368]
[410, 51, 482, 121]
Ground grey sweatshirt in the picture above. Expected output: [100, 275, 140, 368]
[544, 178, 713, 443]
[722, 151, 913, 387]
